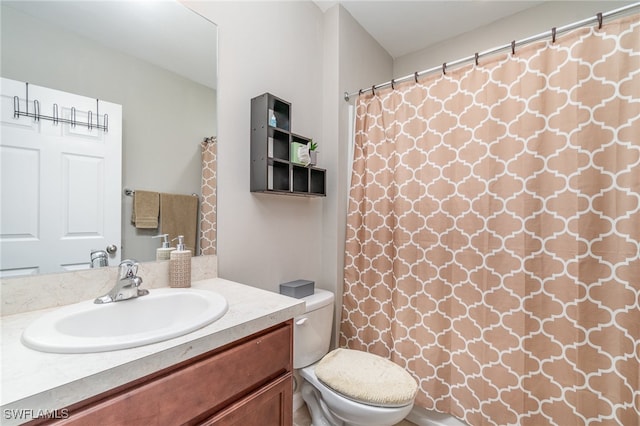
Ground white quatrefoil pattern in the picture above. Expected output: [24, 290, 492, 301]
[341, 15, 639, 426]
[200, 137, 217, 255]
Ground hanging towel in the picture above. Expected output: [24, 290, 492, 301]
[131, 190, 159, 229]
[160, 192, 199, 254]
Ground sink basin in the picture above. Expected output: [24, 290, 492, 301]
[22, 288, 228, 353]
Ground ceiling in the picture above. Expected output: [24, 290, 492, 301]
[6, 0, 546, 86]
[3, 1, 218, 89]
[314, 0, 544, 58]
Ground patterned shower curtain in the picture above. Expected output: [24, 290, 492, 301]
[199, 136, 217, 255]
[341, 15, 639, 426]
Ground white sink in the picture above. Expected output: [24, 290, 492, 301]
[21, 288, 228, 353]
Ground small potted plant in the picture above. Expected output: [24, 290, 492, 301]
[309, 140, 318, 166]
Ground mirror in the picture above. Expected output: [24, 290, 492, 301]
[0, 1, 217, 271]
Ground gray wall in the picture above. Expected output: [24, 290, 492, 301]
[0, 4, 217, 261]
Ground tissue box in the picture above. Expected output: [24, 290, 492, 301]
[290, 142, 309, 165]
[280, 279, 314, 299]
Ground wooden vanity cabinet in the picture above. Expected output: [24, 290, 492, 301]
[32, 321, 293, 426]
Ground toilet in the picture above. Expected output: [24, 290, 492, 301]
[294, 289, 417, 426]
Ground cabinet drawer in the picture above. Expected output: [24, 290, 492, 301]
[203, 373, 293, 426]
[50, 322, 292, 425]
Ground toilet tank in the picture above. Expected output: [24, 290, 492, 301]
[293, 289, 334, 369]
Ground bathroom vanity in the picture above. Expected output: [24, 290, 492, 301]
[0, 278, 305, 426]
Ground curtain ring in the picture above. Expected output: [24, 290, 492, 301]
[414, 71, 419, 83]
[511, 40, 516, 55]
[597, 12, 603, 29]
[391, 79, 395, 90]
[475, 52, 479, 66]
[442, 62, 447, 75]
[358, 89, 363, 96]
[371, 85, 376, 95]
[551, 27, 557, 43]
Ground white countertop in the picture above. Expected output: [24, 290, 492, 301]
[1, 278, 305, 425]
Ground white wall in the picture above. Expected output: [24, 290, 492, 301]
[394, 1, 635, 78]
[183, 2, 392, 330]
[185, 1, 326, 293]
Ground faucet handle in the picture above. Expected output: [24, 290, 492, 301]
[118, 259, 139, 279]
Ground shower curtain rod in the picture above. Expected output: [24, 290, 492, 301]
[343, 2, 640, 102]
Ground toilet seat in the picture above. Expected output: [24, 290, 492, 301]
[300, 363, 415, 426]
[314, 348, 418, 408]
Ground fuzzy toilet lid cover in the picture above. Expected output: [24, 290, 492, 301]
[314, 348, 418, 407]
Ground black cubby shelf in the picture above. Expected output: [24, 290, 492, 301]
[250, 93, 326, 197]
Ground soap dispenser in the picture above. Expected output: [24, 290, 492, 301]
[268, 109, 277, 127]
[169, 235, 191, 288]
[152, 234, 174, 261]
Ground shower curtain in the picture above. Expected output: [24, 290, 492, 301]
[341, 15, 639, 426]
[199, 136, 217, 255]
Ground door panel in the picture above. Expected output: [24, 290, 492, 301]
[0, 78, 122, 276]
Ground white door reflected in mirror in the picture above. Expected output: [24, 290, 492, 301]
[0, 78, 122, 277]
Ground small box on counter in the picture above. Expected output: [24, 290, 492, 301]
[279, 279, 314, 299]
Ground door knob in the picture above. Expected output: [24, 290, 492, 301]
[106, 244, 118, 255]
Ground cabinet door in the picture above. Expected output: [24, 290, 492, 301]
[204, 374, 293, 426]
[36, 323, 292, 426]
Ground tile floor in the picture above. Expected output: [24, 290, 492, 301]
[294, 404, 416, 426]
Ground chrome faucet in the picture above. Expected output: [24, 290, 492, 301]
[90, 249, 108, 268]
[94, 259, 149, 304]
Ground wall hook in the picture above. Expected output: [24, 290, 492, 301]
[33, 99, 40, 122]
[597, 12, 603, 29]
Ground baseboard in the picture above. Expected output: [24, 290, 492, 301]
[406, 406, 468, 426]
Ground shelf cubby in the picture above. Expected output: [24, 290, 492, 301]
[310, 168, 326, 195]
[251, 93, 326, 197]
[268, 159, 290, 192]
[269, 128, 290, 161]
[292, 165, 310, 193]
[269, 96, 290, 131]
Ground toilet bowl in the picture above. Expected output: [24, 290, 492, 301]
[293, 289, 417, 426]
[300, 362, 414, 426]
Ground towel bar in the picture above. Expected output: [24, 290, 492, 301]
[124, 188, 199, 198]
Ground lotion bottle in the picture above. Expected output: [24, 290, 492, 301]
[169, 235, 191, 288]
[152, 234, 174, 261]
